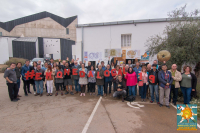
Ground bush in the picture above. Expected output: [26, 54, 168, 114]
[4, 57, 27, 66]
[0, 67, 8, 73]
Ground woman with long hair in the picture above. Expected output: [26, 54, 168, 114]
[44, 65, 55, 96]
[124, 67, 137, 97]
[140, 66, 148, 102]
[30, 61, 37, 94]
[79, 63, 88, 96]
[53, 62, 57, 89]
[180, 66, 197, 104]
[88, 66, 96, 95]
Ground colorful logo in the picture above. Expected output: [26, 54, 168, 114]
[177, 104, 197, 130]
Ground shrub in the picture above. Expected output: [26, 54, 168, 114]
[4, 57, 27, 66]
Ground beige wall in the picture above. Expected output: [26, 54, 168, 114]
[0, 17, 77, 41]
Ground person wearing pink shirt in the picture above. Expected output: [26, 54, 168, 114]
[124, 67, 137, 96]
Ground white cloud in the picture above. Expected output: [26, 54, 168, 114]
[0, 0, 199, 24]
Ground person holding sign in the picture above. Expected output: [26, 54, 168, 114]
[133, 62, 142, 96]
[21, 60, 31, 96]
[34, 64, 45, 97]
[79, 64, 88, 96]
[124, 67, 137, 97]
[55, 65, 64, 96]
[139, 66, 148, 102]
[104, 64, 113, 97]
[88, 66, 96, 95]
[44, 65, 55, 96]
[158, 64, 173, 108]
[96, 65, 104, 96]
[168, 64, 182, 105]
[72, 61, 81, 94]
[148, 64, 159, 104]
[63, 62, 73, 95]
[180, 66, 197, 104]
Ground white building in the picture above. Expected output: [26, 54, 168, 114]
[73, 18, 170, 66]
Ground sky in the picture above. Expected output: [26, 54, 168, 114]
[0, 0, 200, 24]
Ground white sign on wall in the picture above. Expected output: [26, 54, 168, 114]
[126, 50, 141, 59]
[85, 51, 103, 61]
[43, 38, 60, 59]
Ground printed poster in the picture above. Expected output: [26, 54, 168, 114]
[141, 51, 149, 60]
[122, 50, 126, 59]
[86, 51, 103, 61]
[126, 50, 141, 59]
[177, 104, 197, 130]
[104, 49, 122, 57]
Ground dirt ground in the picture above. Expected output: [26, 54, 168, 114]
[0, 73, 199, 133]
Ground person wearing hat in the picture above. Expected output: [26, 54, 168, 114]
[148, 64, 159, 104]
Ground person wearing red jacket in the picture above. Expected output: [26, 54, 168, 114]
[124, 67, 137, 96]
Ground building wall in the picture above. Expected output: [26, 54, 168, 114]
[0, 17, 77, 41]
[75, 22, 169, 64]
[43, 38, 60, 59]
[0, 37, 9, 64]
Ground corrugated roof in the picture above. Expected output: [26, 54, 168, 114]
[13, 37, 38, 42]
[0, 11, 77, 32]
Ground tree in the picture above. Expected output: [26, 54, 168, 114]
[146, 5, 200, 72]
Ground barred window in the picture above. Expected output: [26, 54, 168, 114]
[121, 34, 131, 47]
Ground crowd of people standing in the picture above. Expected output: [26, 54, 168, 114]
[4, 58, 197, 108]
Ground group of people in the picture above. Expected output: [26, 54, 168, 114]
[4, 58, 197, 109]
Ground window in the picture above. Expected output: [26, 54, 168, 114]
[121, 34, 131, 47]
[66, 28, 69, 34]
[0, 32, 2, 36]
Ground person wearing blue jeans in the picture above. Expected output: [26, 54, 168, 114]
[148, 64, 159, 104]
[133, 62, 141, 96]
[180, 87, 192, 104]
[128, 86, 136, 96]
[74, 79, 80, 92]
[180, 65, 197, 104]
[35, 80, 44, 95]
[97, 85, 103, 96]
[34, 64, 45, 96]
[149, 84, 159, 103]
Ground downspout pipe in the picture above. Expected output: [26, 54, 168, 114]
[81, 27, 84, 62]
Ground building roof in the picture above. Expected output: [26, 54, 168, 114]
[77, 18, 171, 27]
[0, 11, 77, 32]
[13, 37, 38, 42]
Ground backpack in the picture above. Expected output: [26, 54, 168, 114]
[124, 95, 135, 102]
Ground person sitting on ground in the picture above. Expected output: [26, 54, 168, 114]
[4, 63, 19, 102]
[113, 75, 126, 102]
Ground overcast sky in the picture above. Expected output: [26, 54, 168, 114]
[0, 0, 199, 24]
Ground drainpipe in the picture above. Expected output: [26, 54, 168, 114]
[81, 27, 84, 62]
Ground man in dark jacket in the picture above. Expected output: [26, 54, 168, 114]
[72, 61, 81, 94]
[113, 75, 126, 102]
[149, 64, 159, 104]
[34, 64, 45, 96]
[4, 63, 19, 102]
[63, 62, 73, 95]
[96, 65, 104, 96]
[104, 64, 113, 96]
[21, 60, 31, 96]
[15, 62, 22, 97]
[158, 64, 173, 108]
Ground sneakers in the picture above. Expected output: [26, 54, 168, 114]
[70, 92, 74, 95]
[35, 93, 39, 96]
[34, 92, 36, 95]
[159, 104, 163, 107]
[40, 93, 43, 97]
[166, 105, 170, 109]
[83, 93, 85, 96]
[80, 93, 83, 96]
[46, 93, 50, 96]
[150, 101, 153, 103]
[61, 92, 63, 96]
[50, 93, 53, 96]
[65, 91, 69, 95]
[28, 91, 32, 94]
[55, 92, 58, 96]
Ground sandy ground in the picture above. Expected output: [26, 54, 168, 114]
[0, 73, 199, 133]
